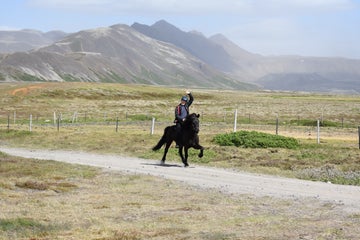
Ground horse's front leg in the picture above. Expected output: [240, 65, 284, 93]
[198, 148, 204, 158]
[183, 147, 190, 167]
[178, 146, 188, 167]
[193, 143, 204, 158]
[179, 146, 189, 167]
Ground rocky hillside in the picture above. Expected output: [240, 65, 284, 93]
[132, 20, 237, 72]
[0, 24, 256, 90]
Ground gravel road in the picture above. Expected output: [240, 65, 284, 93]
[1, 147, 359, 213]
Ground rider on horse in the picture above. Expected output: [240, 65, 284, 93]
[174, 90, 193, 144]
[152, 90, 203, 166]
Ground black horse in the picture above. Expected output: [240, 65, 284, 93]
[152, 113, 204, 167]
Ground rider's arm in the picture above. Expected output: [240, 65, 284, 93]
[187, 92, 194, 107]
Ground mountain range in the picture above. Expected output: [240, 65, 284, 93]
[0, 20, 359, 93]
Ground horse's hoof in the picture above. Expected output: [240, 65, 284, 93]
[160, 160, 165, 165]
[184, 163, 189, 167]
[198, 153, 203, 158]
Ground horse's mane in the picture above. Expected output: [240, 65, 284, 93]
[186, 113, 199, 120]
[183, 113, 199, 125]
[183, 113, 200, 132]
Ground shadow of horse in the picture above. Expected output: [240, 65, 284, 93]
[141, 162, 183, 168]
[152, 113, 204, 167]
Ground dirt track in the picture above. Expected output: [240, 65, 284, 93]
[1, 147, 360, 213]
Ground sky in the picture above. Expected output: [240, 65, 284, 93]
[1, 0, 360, 59]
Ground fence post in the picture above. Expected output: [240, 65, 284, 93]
[317, 119, 320, 144]
[275, 114, 279, 135]
[233, 109, 238, 132]
[29, 114, 32, 132]
[57, 115, 60, 132]
[7, 114, 10, 131]
[72, 112, 77, 123]
[150, 117, 155, 135]
[115, 117, 119, 132]
[358, 126, 360, 149]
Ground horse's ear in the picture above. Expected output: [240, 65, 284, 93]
[196, 114, 200, 118]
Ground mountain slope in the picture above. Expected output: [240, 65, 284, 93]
[0, 29, 67, 53]
[0, 24, 257, 90]
[132, 20, 237, 72]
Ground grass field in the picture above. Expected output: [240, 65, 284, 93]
[1, 82, 360, 239]
[1, 82, 359, 184]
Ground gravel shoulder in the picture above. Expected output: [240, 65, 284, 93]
[1, 146, 360, 213]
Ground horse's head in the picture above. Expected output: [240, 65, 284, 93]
[185, 113, 200, 133]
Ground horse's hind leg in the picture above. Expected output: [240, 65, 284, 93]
[161, 141, 172, 165]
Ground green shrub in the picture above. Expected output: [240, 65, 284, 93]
[213, 131, 299, 149]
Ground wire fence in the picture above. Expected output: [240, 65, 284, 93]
[0, 109, 358, 126]
[1, 110, 359, 148]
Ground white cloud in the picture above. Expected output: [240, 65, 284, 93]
[283, 0, 354, 9]
[27, 0, 355, 15]
[27, 0, 250, 14]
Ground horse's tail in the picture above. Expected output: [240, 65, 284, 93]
[152, 126, 171, 151]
